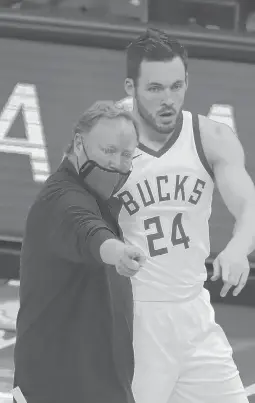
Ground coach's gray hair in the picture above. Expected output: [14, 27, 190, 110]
[65, 100, 139, 156]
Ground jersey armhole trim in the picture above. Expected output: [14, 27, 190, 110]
[192, 114, 214, 181]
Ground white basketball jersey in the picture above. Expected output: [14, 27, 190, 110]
[115, 99, 214, 302]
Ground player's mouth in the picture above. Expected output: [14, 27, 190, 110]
[158, 111, 175, 122]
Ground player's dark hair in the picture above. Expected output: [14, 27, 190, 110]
[126, 28, 188, 85]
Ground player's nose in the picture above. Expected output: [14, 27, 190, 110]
[161, 89, 174, 106]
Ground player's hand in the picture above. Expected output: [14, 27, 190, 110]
[115, 245, 146, 278]
[211, 247, 250, 297]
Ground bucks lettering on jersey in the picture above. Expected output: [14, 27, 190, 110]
[115, 98, 214, 302]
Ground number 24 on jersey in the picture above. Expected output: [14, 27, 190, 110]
[144, 213, 190, 257]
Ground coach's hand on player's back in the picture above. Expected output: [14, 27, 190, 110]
[100, 239, 146, 277]
[211, 246, 250, 297]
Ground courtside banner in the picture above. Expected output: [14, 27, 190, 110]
[0, 39, 255, 261]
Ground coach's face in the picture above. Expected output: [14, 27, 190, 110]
[75, 116, 138, 173]
[125, 57, 188, 134]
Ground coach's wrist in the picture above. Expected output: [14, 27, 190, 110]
[100, 239, 125, 265]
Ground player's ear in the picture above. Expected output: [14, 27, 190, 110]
[185, 73, 189, 90]
[125, 78, 135, 97]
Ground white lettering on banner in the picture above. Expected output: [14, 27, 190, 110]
[208, 104, 237, 133]
[129, 0, 140, 5]
[0, 83, 50, 183]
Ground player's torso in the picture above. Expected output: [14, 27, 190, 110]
[115, 109, 214, 301]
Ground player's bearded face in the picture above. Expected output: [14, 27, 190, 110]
[134, 58, 187, 134]
[135, 90, 182, 134]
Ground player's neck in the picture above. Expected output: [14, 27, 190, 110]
[139, 126, 175, 151]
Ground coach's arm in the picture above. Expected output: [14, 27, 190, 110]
[48, 187, 145, 275]
[200, 115, 255, 297]
[48, 188, 119, 264]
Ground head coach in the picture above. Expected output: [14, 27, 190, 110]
[13, 101, 146, 403]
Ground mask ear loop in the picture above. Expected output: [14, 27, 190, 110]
[76, 134, 90, 173]
[76, 155, 81, 172]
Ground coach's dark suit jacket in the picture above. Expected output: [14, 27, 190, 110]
[13, 158, 135, 403]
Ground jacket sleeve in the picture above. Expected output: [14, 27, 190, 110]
[48, 188, 118, 264]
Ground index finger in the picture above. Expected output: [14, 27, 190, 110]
[128, 259, 141, 273]
[123, 254, 141, 270]
[220, 282, 232, 298]
[131, 249, 146, 263]
[133, 254, 146, 265]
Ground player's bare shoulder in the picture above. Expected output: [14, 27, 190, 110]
[198, 114, 244, 167]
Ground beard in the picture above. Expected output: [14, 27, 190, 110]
[135, 92, 182, 135]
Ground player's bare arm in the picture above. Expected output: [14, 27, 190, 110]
[200, 115, 255, 297]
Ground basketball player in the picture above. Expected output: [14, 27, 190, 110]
[114, 29, 255, 403]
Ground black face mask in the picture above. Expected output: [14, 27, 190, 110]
[78, 143, 131, 199]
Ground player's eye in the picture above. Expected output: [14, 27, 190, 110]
[148, 86, 162, 93]
[172, 82, 183, 91]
